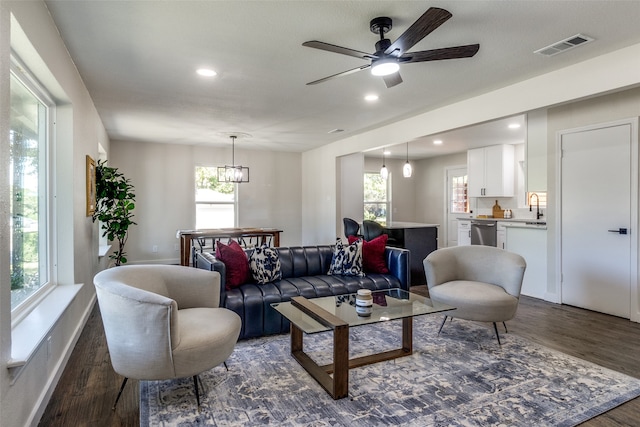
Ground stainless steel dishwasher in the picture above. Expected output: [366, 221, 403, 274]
[471, 220, 497, 246]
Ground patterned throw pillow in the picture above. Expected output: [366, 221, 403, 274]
[215, 240, 250, 289]
[249, 245, 282, 285]
[328, 238, 365, 277]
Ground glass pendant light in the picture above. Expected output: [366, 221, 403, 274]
[380, 149, 388, 180]
[403, 142, 412, 178]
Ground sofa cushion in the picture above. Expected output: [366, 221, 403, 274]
[348, 234, 389, 274]
[249, 245, 282, 284]
[328, 238, 364, 277]
[429, 280, 519, 322]
[215, 240, 250, 289]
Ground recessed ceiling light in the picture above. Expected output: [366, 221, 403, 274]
[508, 123, 521, 129]
[383, 150, 391, 155]
[364, 94, 379, 102]
[433, 140, 443, 145]
[196, 68, 217, 77]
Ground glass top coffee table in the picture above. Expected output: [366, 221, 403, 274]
[271, 288, 454, 399]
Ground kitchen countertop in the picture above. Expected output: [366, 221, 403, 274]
[457, 217, 547, 229]
[385, 221, 439, 229]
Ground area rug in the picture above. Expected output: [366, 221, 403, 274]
[140, 316, 640, 426]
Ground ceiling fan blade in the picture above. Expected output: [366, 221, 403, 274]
[306, 64, 371, 85]
[401, 44, 480, 63]
[303, 41, 376, 60]
[384, 7, 452, 57]
[382, 72, 403, 88]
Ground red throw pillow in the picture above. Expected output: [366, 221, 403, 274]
[215, 240, 250, 289]
[348, 234, 389, 274]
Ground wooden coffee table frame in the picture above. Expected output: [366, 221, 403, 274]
[289, 296, 412, 400]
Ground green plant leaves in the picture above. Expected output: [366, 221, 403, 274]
[92, 160, 136, 266]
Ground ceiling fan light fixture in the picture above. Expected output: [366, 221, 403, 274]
[371, 58, 399, 76]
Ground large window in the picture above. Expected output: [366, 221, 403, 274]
[195, 166, 236, 228]
[364, 172, 390, 225]
[10, 67, 53, 311]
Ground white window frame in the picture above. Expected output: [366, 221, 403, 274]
[10, 55, 57, 323]
[363, 171, 392, 225]
[195, 165, 238, 229]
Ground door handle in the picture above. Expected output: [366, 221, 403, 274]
[608, 228, 628, 235]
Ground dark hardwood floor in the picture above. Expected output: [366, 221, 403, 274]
[39, 290, 640, 426]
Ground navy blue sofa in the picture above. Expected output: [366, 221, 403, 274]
[196, 245, 410, 340]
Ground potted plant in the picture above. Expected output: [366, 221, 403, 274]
[92, 160, 136, 266]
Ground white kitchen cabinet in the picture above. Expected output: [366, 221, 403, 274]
[506, 226, 547, 300]
[496, 221, 518, 249]
[467, 144, 515, 197]
[497, 223, 506, 250]
[457, 220, 471, 246]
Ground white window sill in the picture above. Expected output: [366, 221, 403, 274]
[99, 244, 112, 257]
[8, 284, 84, 370]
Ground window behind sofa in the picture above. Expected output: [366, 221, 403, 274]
[195, 166, 236, 228]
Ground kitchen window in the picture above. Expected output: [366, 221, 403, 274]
[364, 172, 390, 225]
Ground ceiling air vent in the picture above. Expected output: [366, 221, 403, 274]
[534, 34, 594, 57]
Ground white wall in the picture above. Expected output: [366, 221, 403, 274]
[301, 43, 640, 246]
[527, 109, 548, 192]
[0, 2, 107, 426]
[337, 152, 364, 235]
[110, 140, 302, 264]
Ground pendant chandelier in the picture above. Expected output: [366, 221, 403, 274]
[217, 135, 249, 183]
[403, 142, 412, 178]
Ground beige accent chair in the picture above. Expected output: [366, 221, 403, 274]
[94, 265, 242, 409]
[423, 245, 526, 345]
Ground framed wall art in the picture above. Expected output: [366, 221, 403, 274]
[86, 155, 96, 216]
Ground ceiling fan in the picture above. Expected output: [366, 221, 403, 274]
[302, 7, 480, 88]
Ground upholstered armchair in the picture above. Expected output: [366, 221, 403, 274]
[423, 245, 526, 344]
[93, 265, 242, 408]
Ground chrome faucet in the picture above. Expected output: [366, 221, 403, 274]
[529, 193, 543, 220]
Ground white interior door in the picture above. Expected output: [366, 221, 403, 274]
[560, 121, 635, 318]
[446, 167, 468, 247]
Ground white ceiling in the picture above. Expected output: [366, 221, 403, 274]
[43, 1, 640, 158]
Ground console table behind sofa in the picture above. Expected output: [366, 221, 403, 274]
[196, 245, 410, 340]
[178, 228, 282, 266]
